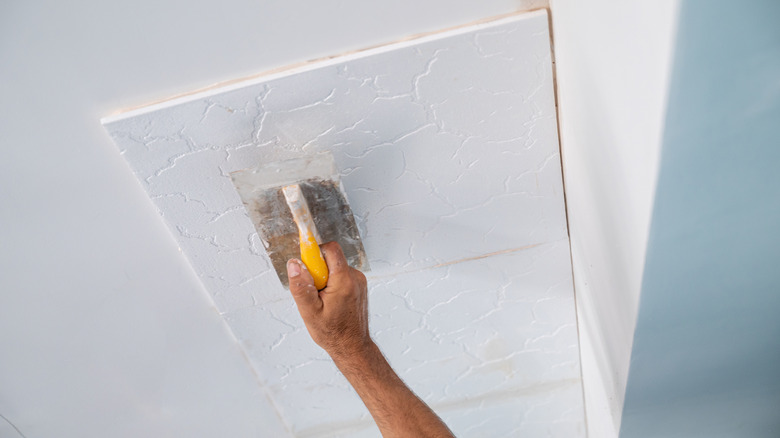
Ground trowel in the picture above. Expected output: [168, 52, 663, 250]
[230, 153, 368, 288]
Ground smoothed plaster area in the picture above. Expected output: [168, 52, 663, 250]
[104, 11, 583, 436]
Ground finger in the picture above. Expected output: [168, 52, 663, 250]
[320, 241, 349, 276]
[287, 259, 322, 314]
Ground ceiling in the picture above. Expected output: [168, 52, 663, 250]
[103, 10, 583, 437]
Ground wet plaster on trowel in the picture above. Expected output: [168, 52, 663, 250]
[103, 10, 584, 437]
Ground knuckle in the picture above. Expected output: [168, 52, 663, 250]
[291, 278, 313, 290]
[350, 269, 367, 289]
[291, 285, 317, 304]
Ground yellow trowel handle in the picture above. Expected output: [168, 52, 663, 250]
[283, 184, 329, 289]
[298, 233, 329, 290]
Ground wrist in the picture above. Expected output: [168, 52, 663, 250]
[328, 337, 378, 367]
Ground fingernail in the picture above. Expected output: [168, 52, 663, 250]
[287, 259, 301, 277]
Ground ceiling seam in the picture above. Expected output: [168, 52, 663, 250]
[545, 3, 592, 437]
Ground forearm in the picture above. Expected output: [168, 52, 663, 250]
[286, 244, 453, 437]
[331, 341, 454, 438]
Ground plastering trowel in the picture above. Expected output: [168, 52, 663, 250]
[230, 153, 368, 289]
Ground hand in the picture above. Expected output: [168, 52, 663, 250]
[287, 241, 371, 358]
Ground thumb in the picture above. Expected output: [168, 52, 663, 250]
[287, 259, 322, 315]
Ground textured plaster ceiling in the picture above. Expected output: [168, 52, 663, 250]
[104, 10, 584, 437]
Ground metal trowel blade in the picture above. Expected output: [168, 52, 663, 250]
[230, 153, 368, 288]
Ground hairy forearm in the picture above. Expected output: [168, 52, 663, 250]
[331, 341, 455, 438]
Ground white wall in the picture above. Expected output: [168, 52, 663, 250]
[549, 2, 679, 437]
[0, 0, 545, 436]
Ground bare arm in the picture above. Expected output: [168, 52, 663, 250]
[287, 242, 454, 438]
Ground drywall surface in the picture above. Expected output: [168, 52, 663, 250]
[549, 1, 679, 436]
[104, 11, 585, 437]
[0, 0, 549, 437]
[621, 1, 780, 436]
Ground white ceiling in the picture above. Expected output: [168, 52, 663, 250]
[103, 11, 583, 437]
[3, 0, 548, 434]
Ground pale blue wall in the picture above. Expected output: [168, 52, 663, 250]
[620, 0, 780, 436]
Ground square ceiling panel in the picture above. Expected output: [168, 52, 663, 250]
[104, 9, 584, 437]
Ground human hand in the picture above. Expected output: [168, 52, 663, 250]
[287, 241, 371, 358]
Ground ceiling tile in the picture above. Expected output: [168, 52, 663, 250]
[103, 9, 583, 436]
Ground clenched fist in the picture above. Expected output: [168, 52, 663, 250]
[286, 241, 371, 359]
